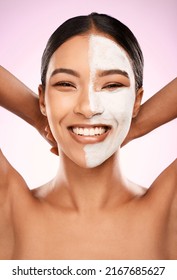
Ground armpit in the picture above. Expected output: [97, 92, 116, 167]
[0, 149, 28, 203]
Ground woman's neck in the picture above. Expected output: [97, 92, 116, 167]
[44, 151, 137, 213]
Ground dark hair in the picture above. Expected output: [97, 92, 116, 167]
[41, 12, 144, 91]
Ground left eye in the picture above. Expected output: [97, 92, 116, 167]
[54, 82, 75, 88]
[102, 83, 123, 90]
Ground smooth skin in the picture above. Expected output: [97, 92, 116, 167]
[123, 77, 177, 145]
[0, 35, 177, 259]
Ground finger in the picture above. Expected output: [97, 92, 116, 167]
[45, 124, 50, 133]
[45, 125, 56, 142]
[50, 146, 59, 156]
[46, 132, 56, 142]
[121, 139, 129, 147]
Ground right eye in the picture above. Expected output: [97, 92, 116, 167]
[54, 82, 76, 88]
[53, 81, 76, 92]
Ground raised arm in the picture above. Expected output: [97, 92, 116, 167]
[0, 66, 57, 150]
[123, 78, 177, 145]
[0, 66, 44, 129]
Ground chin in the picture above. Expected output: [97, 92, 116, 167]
[69, 156, 104, 169]
[76, 161, 105, 169]
[66, 154, 88, 169]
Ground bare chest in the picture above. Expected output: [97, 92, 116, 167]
[11, 209, 172, 260]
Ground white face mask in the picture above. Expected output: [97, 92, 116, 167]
[45, 34, 136, 169]
[84, 35, 136, 168]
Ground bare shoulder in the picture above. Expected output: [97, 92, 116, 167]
[0, 149, 29, 197]
[0, 149, 37, 210]
[142, 158, 177, 219]
[0, 149, 34, 259]
[144, 159, 177, 259]
[157, 158, 177, 259]
[147, 158, 177, 200]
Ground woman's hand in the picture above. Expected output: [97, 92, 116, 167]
[121, 123, 134, 147]
[35, 114, 59, 156]
[122, 77, 177, 147]
[121, 117, 139, 146]
[0, 66, 59, 155]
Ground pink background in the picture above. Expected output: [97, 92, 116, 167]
[0, 0, 176, 189]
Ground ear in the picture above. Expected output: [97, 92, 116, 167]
[38, 84, 47, 116]
[132, 87, 143, 118]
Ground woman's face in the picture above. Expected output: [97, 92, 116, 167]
[40, 34, 140, 168]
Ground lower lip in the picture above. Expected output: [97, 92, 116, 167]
[68, 128, 111, 144]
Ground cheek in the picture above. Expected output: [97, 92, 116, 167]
[98, 89, 135, 122]
[43, 95, 64, 142]
[45, 94, 74, 123]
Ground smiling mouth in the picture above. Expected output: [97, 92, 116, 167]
[71, 126, 110, 136]
[68, 125, 111, 143]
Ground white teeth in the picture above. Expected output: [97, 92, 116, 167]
[72, 127, 107, 136]
[76, 127, 79, 135]
[95, 127, 99, 135]
[90, 128, 95, 136]
[83, 128, 89, 136]
[79, 128, 84, 135]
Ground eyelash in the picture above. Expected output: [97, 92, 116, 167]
[54, 81, 76, 87]
[102, 83, 124, 90]
[53, 82, 124, 91]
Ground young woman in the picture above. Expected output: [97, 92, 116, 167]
[0, 13, 177, 260]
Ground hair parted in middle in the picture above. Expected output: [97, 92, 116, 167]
[41, 12, 144, 91]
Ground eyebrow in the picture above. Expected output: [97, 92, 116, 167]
[50, 68, 129, 79]
[98, 69, 129, 79]
[50, 68, 80, 78]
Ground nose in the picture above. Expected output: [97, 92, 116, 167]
[73, 91, 104, 118]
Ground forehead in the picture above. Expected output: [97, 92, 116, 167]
[47, 33, 133, 75]
[89, 35, 133, 74]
